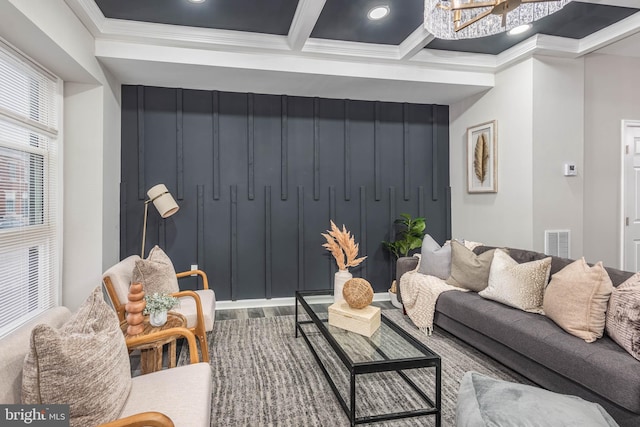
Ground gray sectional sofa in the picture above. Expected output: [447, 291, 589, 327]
[396, 246, 640, 427]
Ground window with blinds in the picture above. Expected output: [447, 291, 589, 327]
[0, 38, 61, 337]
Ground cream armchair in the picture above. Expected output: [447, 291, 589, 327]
[103, 255, 215, 362]
[0, 307, 211, 427]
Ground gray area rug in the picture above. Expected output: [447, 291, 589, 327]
[179, 310, 532, 426]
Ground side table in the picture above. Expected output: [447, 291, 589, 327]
[120, 311, 187, 374]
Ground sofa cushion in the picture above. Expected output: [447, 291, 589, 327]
[437, 291, 640, 414]
[22, 287, 131, 427]
[446, 241, 495, 292]
[543, 258, 613, 343]
[416, 234, 451, 280]
[474, 246, 634, 287]
[456, 371, 618, 427]
[480, 249, 551, 314]
[132, 245, 180, 295]
[606, 272, 640, 361]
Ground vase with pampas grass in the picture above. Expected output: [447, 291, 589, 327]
[322, 221, 367, 302]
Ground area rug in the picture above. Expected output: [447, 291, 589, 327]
[178, 310, 532, 426]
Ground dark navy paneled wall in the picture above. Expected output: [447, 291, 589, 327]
[120, 86, 450, 301]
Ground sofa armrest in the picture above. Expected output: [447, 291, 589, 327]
[99, 412, 174, 427]
[396, 256, 419, 304]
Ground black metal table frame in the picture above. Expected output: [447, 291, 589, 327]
[295, 290, 441, 427]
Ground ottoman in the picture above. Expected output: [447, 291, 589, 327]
[456, 372, 618, 427]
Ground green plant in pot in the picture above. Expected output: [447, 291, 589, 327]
[144, 292, 180, 327]
[382, 213, 425, 307]
[382, 213, 426, 260]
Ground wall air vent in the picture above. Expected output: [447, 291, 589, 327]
[545, 230, 570, 258]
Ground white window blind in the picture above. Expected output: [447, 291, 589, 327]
[0, 38, 60, 337]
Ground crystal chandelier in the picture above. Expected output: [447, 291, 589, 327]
[424, 0, 572, 40]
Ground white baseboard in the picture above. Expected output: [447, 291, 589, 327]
[216, 291, 391, 311]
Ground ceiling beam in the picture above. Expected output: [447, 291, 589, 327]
[399, 25, 435, 60]
[287, 0, 327, 51]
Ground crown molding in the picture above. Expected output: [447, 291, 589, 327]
[100, 19, 291, 52]
[302, 38, 400, 60]
[64, 0, 106, 36]
[287, 0, 327, 51]
[577, 11, 640, 55]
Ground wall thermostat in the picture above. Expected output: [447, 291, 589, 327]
[563, 163, 577, 176]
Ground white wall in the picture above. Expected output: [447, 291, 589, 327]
[584, 54, 640, 268]
[0, 0, 122, 310]
[532, 57, 584, 257]
[450, 59, 535, 248]
[451, 56, 585, 254]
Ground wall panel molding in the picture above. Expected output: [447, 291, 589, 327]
[313, 98, 320, 201]
[248, 93, 255, 200]
[120, 86, 450, 301]
[212, 91, 220, 200]
[281, 95, 288, 201]
[344, 100, 351, 201]
[176, 89, 184, 200]
[137, 86, 145, 200]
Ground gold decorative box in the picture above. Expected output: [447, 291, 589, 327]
[328, 301, 381, 337]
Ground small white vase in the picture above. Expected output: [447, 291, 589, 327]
[149, 310, 168, 327]
[334, 269, 353, 303]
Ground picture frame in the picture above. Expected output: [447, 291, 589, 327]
[467, 120, 497, 193]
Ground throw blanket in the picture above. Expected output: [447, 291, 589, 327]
[400, 264, 467, 335]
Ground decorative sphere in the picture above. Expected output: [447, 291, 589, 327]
[342, 278, 373, 309]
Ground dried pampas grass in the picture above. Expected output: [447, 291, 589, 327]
[322, 220, 367, 271]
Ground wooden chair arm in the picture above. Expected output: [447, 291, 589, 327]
[125, 327, 200, 365]
[170, 290, 205, 339]
[99, 412, 174, 427]
[176, 269, 209, 289]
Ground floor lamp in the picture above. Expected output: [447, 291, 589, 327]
[141, 184, 179, 257]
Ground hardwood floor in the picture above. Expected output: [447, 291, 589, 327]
[215, 300, 396, 321]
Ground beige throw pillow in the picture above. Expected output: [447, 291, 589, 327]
[543, 258, 613, 343]
[132, 245, 179, 295]
[606, 272, 640, 361]
[446, 241, 495, 292]
[479, 249, 551, 314]
[22, 287, 131, 426]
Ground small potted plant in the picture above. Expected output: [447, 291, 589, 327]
[382, 213, 426, 308]
[144, 292, 180, 327]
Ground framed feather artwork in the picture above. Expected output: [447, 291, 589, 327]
[466, 120, 497, 193]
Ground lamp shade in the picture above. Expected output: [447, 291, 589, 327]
[147, 184, 179, 218]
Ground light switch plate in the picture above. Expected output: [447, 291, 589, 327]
[190, 264, 198, 276]
[563, 163, 577, 176]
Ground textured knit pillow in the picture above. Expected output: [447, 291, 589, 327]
[456, 372, 618, 427]
[543, 258, 613, 343]
[22, 287, 131, 427]
[480, 249, 551, 314]
[132, 245, 179, 295]
[417, 234, 452, 280]
[606, 272, 640, 361]
[446, 240, 495, 292]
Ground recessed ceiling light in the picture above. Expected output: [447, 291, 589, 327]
[368, 5, 390, 20]
[188, 0, 206, 3]
[508, 24, 531, 36]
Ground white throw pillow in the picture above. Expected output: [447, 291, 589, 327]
[480, 249, 551, 314]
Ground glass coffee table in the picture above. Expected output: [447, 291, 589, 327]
[295, 290, 441, 426]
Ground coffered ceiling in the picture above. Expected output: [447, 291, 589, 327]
[65, 0, 640, 104]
